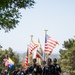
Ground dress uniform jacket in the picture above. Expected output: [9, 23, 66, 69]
[42, 65, 55, 75]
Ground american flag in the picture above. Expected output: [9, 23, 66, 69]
[29, 41, 38, 55]
[44, 34, 58, 55]
[23, 56, 29, 69]
[25, 47, 28, 65]
[24, 56, 28, 65]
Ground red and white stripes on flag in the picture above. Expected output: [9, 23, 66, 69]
[44, 34, 58, 55]
[24, 56, 28, 65]
[29, 41, 38, 55]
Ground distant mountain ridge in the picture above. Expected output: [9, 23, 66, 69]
[19, 53, 60, 61]
[50, 54, 60, 60]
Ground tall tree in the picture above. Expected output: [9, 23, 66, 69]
[59, 38, 75, 75]
[0, 0, 35, 32]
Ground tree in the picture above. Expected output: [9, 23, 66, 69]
[0, 0, 35, 32]
[59, 38, 75, 75]
[0, 47, 21, 74]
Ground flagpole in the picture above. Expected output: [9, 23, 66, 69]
[27, 45, 29, 64]
[22, 53, 25, 67]
[45, 30, 48, 34]
[44, 30, 48, 61]
[30, 35, 33, 42]
[5, 53, 9, 71]
[38, 38, 42, 65]
[30, 35, 33, 65]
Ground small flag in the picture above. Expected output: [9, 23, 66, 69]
[8, 57, 14, 68]
[36, 50, 43, 60]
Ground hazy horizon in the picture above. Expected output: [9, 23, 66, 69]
[0, 0, 75, 54]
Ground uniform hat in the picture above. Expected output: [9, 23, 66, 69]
[53, 58, 57, 62]
[33, 58, 37, 62]
[48, 58, 52, 62]
[42, 61, 46, 64]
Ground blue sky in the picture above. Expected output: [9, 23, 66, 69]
[0, 0, 75, 54]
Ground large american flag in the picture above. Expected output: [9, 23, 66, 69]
[44, 34, 58, 55]
[29, 41, 38, 55]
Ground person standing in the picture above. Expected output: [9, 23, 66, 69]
[42, 58, 55, 75]
[17, 68, 25, 75]
[53, 58, 61, 75]
[4, 69, 9, 75]
[26, 58, 42, 75]
[12, 67, 19, 75]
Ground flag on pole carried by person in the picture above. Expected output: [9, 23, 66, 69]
[36, 50, 44, 60]
[36, 39, 44, 60]
[8, 57, 14, 68]
[3, 57, 14, 68]
[28, 35, 39, 64]
[44, 34, 59, 55]
[3, 58, 10, 67]
[24, 46, 29, 67]
[29, 41, 39, 55]
[38, 38, 43, 56]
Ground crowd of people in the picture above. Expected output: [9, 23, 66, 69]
[1, 58, 61, 75]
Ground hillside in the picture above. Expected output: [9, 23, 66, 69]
[19, 53, 60, 62]
[50, 54, 60, 59]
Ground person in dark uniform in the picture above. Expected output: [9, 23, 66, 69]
[53, 58, 61, 75]
[17, 68, 25, 75]
[12, 67, 19, 75]
[4, 69, 9, 75]
[41, 61, 46, 70]
[26, 58, 42, 75]
[42, 61, 46, 67]
[42, 58, 55, 75]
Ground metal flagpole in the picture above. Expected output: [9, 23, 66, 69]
[30, 35, 33, 42]
[27, 45, 29, 64]
[30, 35, 33, 65]
[44, 30, 49, 61]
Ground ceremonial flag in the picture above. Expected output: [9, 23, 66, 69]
[24, 56, 28, 65]
[36, 39, 44, 60]
[3, 58, 10, 67]
[38, 38, 43, 56]
[24, 47, 28, 66]
[8, 57, 14, 68]
[29, 41, 38, 55]
[44, 34, 58, 55]
[36, 50, 43, 60]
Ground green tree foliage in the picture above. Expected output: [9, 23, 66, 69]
[59, 38, 75, 75]
[0, 47, 21, 74]
[0, 0, 35, 31]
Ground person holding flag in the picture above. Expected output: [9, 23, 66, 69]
[26, 58, 42, 75]
[42, 58, 55, 75]
[12, 67, 19, 75]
